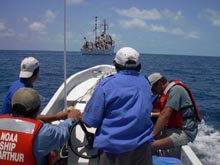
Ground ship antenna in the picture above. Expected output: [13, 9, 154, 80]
[103, 19, 107, 35]
[94, 16, 98, 41]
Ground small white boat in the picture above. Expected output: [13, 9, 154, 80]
[80, 16, 115, 55]
[41, 64, 203, 165]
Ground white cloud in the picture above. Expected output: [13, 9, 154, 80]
[203, 8, 220, 27]
[113, 7, 184, 22]
[169, 28, 184, 36]
[21, 17, 29, 23]
[119, 18, 167, 32]
[119, 18, 147, 29]
[212, 19, 220, 26]
[0, 21, 7, 31]
[119, 19, 167, 33]
[0, 28, 15, 37]
[0, 21, 15, 37]
[44, 9, 56, 23]
[114, 7, 200, 39]
[29, 22, 46, 34]
[25, 10, 56, 36]
[162, 9, 184, 22]
[149, 24, 167, 33]
[187, 31, 200, 39]
[114, 7, 161, 20]
[118, 18, 200, 39]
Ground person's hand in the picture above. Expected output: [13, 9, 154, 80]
[48, 150, 60, 164]
[55, 110, 69, 120]
[55, 106, 79, 120]
[66, 106, 76, 112]
[67, 108, 82, 120]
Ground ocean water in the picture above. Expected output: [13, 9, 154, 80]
[0, 50, 220, 164]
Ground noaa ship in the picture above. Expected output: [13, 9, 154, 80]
[81, 16, 115, 55]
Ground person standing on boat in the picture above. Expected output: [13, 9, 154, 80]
[1, 57, 71, 122]
[0, 88, 82, 165]
[82, 47, 154, 165]
[148, 73, 202, 158]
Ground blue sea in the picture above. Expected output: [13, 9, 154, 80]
[0, 50, 220, 164]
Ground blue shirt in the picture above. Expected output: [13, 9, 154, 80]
[1, 79, 33, 114]
[34, 118, 74, 165]
[83, 70, 154, 153]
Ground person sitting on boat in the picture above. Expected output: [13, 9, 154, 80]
[148, 73, 202, 158]
[1, 57, 71, 123]
[0, 88, 82, 165]
[82, 47, 153, 165]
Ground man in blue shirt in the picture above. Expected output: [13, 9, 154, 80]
[83, 47, 153, 165]
[0, 88, 82, 165]
[1, 57, 69, 122]
[1, 57, 39, 114]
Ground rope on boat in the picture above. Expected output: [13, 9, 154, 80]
[72, 70, 115, 105]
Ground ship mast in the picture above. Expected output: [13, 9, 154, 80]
[103, 19, 108, 35]
[94, 16, 98, 41]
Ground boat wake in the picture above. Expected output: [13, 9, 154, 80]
[189, 120, 220, 165]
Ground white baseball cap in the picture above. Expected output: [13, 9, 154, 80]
[114, 47, 140, 67]
[19, 57, 39, 78]
[148, 73, 163, 86]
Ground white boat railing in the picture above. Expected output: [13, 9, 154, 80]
[181, 145, 203, 165]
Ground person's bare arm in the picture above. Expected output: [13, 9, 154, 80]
[37, 106, 80, 123]
[153, 107, 173, 137]
[37, 111, 68, 123]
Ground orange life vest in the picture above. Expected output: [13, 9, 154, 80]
[159, 80, 202, 128]
[0, 114, 42, 165]
[152, 95, 161, 111]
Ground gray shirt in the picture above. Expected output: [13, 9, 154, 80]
[165, 85, 198, 141]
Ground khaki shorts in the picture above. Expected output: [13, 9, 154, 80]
[163, 128, 190, 147]
[155, 128, 190, 158]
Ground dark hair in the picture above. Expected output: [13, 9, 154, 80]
[113, 60, 141, 72]
[151, 76, 167, 92]
[12, 103, 40, 118]
[159, 76, 167, 84]
[30, 67, 40, 78]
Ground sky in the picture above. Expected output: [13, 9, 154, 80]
[0, 0, 220, 56]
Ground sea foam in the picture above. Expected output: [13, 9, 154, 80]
[189, 120, 220, 165]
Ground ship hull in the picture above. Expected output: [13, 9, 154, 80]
[81, 46, 115, 55]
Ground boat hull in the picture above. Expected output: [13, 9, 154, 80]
[41, 65, 202, 165]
